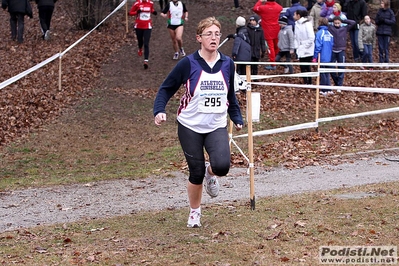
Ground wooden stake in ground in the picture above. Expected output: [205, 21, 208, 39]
[245, 64, 255, 210]
[58, 51, 62, 91]
[315, 54, 321, 131]
[125, 1, 129, 33]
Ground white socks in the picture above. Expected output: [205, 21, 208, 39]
[190, 207, 201, 214]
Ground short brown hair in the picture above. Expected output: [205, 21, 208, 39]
[381, 0, 390, 8]
[319, 17, 329, 26]
[196, 17, 221, 35]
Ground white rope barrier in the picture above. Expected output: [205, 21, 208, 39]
[232, 61, 399, 209]
[0, 53, 60, 90]
[235, 61, 399, 67]
[252, 82, 399, 94]
[0, 1, 127, 91]
[232, 63, 399, 140]
[234, 121, 318, 138]
[317, 106, 399, 123]
[61, 0, 127, 57]
[230, 137, 250, 162]
[233, 106, 399, 139]
[239, 62, 399, 80]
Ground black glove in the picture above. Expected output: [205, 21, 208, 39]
[152, 11, 157, 15]
[137, 9, 141, 13]
[227, 34, 235, 39]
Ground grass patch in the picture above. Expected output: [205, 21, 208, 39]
[1, 182, 398, 265]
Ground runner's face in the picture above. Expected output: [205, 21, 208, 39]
[197, 25, 221, 52]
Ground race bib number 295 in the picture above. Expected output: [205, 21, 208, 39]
[198, 94, 226, 113]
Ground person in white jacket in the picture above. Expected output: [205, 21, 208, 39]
[294, 9, 315, 85]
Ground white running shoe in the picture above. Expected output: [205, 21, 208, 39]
[44, 30, 50, 41]
[173, 52, 179, 60]
[284, 67, 289, 74]
[204, 162, 220, 198]
[187, 210, 201, 228]
[180, 48, 186, 57]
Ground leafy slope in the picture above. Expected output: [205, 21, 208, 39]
[0, 0, 398, 170]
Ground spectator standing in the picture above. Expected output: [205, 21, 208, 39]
[342, 0, 368, 62]
[228, 16, 252, 75]
[276, 16, 295, 74]
[161, 0, 188, 60]
[307, 0, 316, 11]
[313, 17, 334, 95]
[375, 0, 396, 63]
[294, 9, 315, 85]
[129, 0, 158, 69]
[35, 0, 57, 41]
[320, 0, 335, 18]
[358, 15, 376, 67]
[285, 0, 307, 30]
[233, 0, 240, 10]
[253, 0, 283, 70]
[153, 17, 243, 228]
[2, 0, 33, 43]
[159, 0, 168, 11]
[246, 14, 266, 75]
[328, 3, 347, 23]
[309, 0, 325, 31]
[327, 16, 356, 86]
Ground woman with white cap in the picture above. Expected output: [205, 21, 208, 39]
[227, 16, 252, 75]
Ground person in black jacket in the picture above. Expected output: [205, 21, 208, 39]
[233, 0, 240, 10]
[247, 14, 266, 75]
[227, 16, 252, 75]
[341, 0, 368, 62]
[2, 0, 33, 43]
[375, 0, 396, 63]
[159, 0, 167, 11]
[35, 0, 57, 40]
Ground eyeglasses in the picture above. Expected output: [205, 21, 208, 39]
[199, 32, 222, 38]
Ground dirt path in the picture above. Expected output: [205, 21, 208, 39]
[1, 155, 399, 233]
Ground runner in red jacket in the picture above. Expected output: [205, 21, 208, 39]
[129, 0, 157, 69]
[253, 0, 283, 70]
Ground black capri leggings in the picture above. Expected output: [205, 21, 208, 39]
[135, 28, 152, 60]
[177, 122, 231, 185]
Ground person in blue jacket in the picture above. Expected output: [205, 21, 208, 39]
[153, 17, 243, 228]
[313, 17, 334, 95]
[375, 0, 396, 63]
